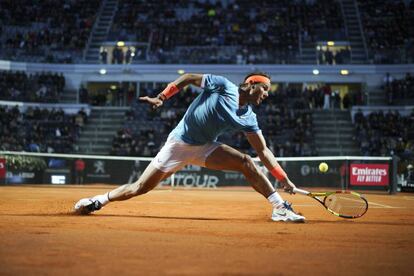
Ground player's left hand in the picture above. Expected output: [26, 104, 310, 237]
[280, 178, 297, 194]
[139, 96, 163, 109]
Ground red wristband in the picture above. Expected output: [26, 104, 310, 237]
[270, 164, 287, 181]
[161, 83, 179, 99]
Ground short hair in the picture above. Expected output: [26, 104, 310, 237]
[243, 71, 271, 83]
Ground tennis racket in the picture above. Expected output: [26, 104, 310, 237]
[292, 187, 368, 219]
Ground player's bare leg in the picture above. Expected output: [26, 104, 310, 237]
[205, 144, 275, 197]
[107, 164, 173, 201]
[205, 144, 305, 222]
[74, 163, 172, 214]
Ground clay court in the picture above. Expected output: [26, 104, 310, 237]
[1, 185, 413, 275]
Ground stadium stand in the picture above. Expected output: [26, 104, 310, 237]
[0, 0, 101, 63]
[358, 0, 414, 64]
[353, 109, 414, 157]
[0, 105, 87, 153]
[0, 70, 65, 103]
[109, 0, 345, 64]
[384, 72, 414, 105]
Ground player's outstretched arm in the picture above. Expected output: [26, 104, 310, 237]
[246, 132, 297, 193]
[139, 73, 203, 109]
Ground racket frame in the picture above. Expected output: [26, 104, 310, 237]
[293, 188, 368, 219]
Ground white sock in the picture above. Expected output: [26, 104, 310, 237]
[92, 192, 110, 206]
[267, 192, 284, 208]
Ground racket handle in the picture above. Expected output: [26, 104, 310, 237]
[292, 188, 310, 195]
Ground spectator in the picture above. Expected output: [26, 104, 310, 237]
[100, 48, 108, 64]
[74, 158, 86, 184]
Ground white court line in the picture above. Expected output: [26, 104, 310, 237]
[367, 201, 401, 208]
[335, 196, 400, 209]
[403, 196, 414, 201]
[293, 204, 316, 207]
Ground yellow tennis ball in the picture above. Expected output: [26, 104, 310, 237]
[319, 162, 329, 173]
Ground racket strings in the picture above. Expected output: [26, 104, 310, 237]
[324, 193, 367, 217]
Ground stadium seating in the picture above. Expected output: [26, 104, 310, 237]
[383, 73, 414, 105]
[358, 0, 414, 64]
[353, 109, 414, 157]
[0, 0, 101, 63]
[0, 0, 412, 64]
[0, 105, 87, 153]
[109, 0, 344, 64]
[0, 70, 65, 103]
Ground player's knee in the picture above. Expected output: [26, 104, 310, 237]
[127, 182, 143, 197]
[129, 182, 150, 196]
[241, 155, 258, 174]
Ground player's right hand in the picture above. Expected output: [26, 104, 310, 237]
[139, 96, 163, 109]
[280, 178, 297, 194]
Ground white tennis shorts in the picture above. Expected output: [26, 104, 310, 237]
[151, 137, 221, 173]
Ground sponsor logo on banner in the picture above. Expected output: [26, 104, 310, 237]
[0, 158, 5, 178]
[94, 161, 105, 173]
[300, 164, 339, 176]
[87, 160, 111, 178]
[350, 164, 389, 186]
[174, 174, 218, 188]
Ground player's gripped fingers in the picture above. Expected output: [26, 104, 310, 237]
[284, 187, 293, 193]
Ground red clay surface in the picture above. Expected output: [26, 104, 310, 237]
[1, 185, 414, 275]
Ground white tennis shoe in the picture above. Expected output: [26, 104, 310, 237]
[74, 198, 102, 215]
[272, 201, 305, 222]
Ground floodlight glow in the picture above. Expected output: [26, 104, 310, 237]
[313, 69, 320, 75]
[340, 69, 349, 75]
[99, 69, 107, 75]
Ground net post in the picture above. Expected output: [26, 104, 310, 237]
[390, 155, 398, 195]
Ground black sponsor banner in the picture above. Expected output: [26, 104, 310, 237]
[173, 165, 220, 188]
[82, 159, 155, 184]
[5, 170, 43, 184]
[171, 164, 248, 188]
[281, 160, 344, 188]
[170, 161, 343, 188]
[2, 155, 389, 190]
[83, 159, 145, 184]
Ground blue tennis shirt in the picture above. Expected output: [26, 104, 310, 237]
[169, 74, 261, 145]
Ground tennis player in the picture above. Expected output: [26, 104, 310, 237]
[75, 73, 305, 222]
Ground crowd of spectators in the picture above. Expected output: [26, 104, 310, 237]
[0, 0, 100, 63]
[0, 105, 88, 153]
[100, 46, 139, 64]
[111, 0, 344, 64]
[383, 73, 414, 105]
[317, 47, 351, 65]
[0, 70, 65, 103]
[358, 0, 414, 64]
[353, 109, 414, 157]
[1, 0, 412, 65]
